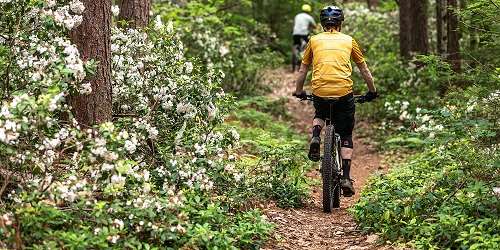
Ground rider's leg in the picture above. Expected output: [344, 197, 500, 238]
[333, 95, 356, 196]
[312, 118, 325, 137]
[308, 118, 324, 161]
[340, 137, 354, 179]
[309, 100, 327, 161]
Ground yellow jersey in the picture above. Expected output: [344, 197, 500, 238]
[302, 31, 365, 98]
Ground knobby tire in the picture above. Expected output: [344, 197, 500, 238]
[322, 125, 335, 212]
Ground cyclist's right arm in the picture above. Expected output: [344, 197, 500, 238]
[352, 39, 376, 93]
[294, 42, 313, 95]
[308, 15, 317, 32]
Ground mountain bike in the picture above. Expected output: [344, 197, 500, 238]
[292, 38, 308, 72]
[293, 93, 366, 213]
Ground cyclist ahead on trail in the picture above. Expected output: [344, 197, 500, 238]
[293, 4, 316, 51]
[293, 6, 378, 196]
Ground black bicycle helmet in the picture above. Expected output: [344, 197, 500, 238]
[320, 6, 344, 27]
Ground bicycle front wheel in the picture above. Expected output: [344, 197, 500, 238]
[322, 125, 336, 213]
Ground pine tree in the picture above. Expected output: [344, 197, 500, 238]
[410, 0, 430, 54]
[69, 0, 113, 126]
[447, 0, 461, 72]
[119, 0, 151, 28]
[399, 0, 412, 58]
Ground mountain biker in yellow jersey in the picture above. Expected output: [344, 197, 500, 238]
[292, 4, 316, 57]
[293, 6, 378, 197]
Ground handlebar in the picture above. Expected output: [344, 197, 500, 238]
[292, 93, 368, 103]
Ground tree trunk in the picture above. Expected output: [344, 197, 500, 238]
[399, 0, 412, 59]
[410, 0, 430, 54]
[367, 0, 379, 10]
[447, 0, 461, 72]
[69, 0, 113, 126]
[118, 0, 151, 28]
[436, 0, 446, 55]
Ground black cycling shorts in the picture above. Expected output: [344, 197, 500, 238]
[313, 93, 355, 148]
[293, 35, 309, 46]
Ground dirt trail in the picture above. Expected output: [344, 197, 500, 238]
[262, 68, 390, 250]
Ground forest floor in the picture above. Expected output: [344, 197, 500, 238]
[261, 68, 400, 250]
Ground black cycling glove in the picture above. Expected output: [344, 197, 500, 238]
[363, 91, 378, 102]
[293, 91, 307, 99]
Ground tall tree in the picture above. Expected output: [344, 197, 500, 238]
[119, 0, 151, 28]
[436, 0, 446, 55]
[70, 0, 113, 126]
[447, 0, 461, 72]
[410, 0, 430, 54]
[399, 0, 412, 58]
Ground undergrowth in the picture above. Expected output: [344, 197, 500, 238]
[227, 96, 312, 208]
[348, 4, 500, 249]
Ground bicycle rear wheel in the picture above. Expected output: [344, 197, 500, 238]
[322, 125, 336, 213]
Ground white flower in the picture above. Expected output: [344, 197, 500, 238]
[111, 5, 120, 17]
[194, 143, 206, 156]
[234, 173, 243, 182]
[184, 61, 193, 74]
[493, 187, 500, 197]
[207, 103, 217, 120]
[46, 0, 56, 7]
[111, 174, 126, 185]
[230, 129, 240, 141]
[161, 100, 173, 110]
[399, 110, 409, 121]
[124, 139, 137, 154]
[79, 82, 92, 94]
[428, 132, 435, 139]
[107, 235, 120, 244]
[48, 93, 65, 112]
[147, 126, 158, 139]
[113, 219, 124, 229]
[101, 163, 114, 171]
[1, 213, 12, 226]
[70, 0, 85, 15]
[104, 151, 119, 161]
[166, 20, 174, 33]
[154, 15, 163, 30]
[219, 45, 230, 57]
[176, 102, 196, 118]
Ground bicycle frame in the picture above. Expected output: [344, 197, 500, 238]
[324, 102, 343, 174]
[293, 93, 365, 212]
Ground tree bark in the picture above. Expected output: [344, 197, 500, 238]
[70, 0, 113, 126]
[447, 0, 461, 72]
[410, 0, 430, 54]
[436, 0, 445, 55]
[118, 0, 151, 28]
[399, 0, 412, 59]
[367, 0, 379, 10]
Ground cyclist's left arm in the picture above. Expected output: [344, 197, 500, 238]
[294, 63, 310, 94]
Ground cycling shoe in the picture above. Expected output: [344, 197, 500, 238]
[341, 178, 356, 197]
[308, 136, 321, 162]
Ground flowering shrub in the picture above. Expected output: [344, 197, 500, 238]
[155, 1, 282, 96]
[345, 4, 500, 249]
[0, 1, 277, 248]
